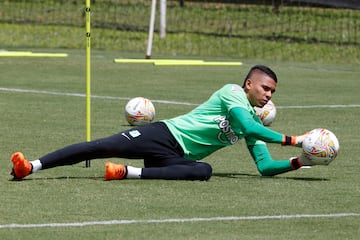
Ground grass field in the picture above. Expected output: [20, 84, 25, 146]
[0, 49, 359, 239]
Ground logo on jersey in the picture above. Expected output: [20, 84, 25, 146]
[231, 85, 243, 92]
[214, 116, 239, 144]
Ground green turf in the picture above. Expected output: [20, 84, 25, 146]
[0, 50, 359, 239]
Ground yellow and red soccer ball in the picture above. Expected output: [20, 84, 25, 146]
[255, 100, 277, 126]
[302, 128, 340, 165]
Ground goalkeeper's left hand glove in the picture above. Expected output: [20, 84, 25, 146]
[282, 132, 309, 147]
[290, 152, 312, 169]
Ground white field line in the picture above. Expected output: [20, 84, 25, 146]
[0, 87, 359, 108]
[0, 213, 359, 229]
[0, 87, 196, 106]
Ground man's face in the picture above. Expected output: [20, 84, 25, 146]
[244, 70, 277, 107]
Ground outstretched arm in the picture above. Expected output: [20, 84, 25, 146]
[246, 140, 301, 176]
[230, 107, 306, 146]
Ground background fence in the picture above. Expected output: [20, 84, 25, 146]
[0, 0, 359, 62]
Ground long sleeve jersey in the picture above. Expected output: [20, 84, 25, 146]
[163, 84, 293, 176]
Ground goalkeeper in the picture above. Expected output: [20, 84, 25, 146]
[10, 65, 311, 181]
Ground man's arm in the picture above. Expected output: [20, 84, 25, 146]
[230, 107, 305, 146]
[246, 140, 300, 176]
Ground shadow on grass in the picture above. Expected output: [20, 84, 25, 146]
[213, 172, 329, 181]
[9, 176, 104, 182]
[9, 173, 329, 182]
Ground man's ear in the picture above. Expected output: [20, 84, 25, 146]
[244, 79, 251, 90]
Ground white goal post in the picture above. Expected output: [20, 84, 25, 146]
[146, 0, 167, 59]
[159, 0, 167, 39]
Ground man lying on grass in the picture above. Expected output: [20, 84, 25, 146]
[11, 65, 313, 181]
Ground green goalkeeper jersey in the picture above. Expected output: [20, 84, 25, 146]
[163, 84, 284, 160]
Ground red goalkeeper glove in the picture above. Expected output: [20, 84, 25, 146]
[290, 153, 312, 169]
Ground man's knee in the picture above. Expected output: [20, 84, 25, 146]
[195, 162, 212, 180]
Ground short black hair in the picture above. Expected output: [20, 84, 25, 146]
[242, 65, 277, 88]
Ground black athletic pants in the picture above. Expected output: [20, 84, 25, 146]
[39, 122, 212, 180]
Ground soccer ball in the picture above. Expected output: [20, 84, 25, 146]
[255, 100, 277, 126]
[302, 128, 340, 165]
[125, 97, 155, 126]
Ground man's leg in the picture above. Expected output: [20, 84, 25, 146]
[10, 136, 129, 179]
[141, 158, 213, 180]
[105, 158, 212, 181]
[10, 126, 149, 179]
[11, 122, 182, 180]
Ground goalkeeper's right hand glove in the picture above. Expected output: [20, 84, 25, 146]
[282, 132, 309, 147]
